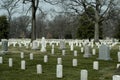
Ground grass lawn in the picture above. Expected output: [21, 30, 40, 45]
[0, 44, 119, 80]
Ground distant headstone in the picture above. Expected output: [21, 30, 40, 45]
[72, 59, 77, 67]
[83, 45, 91, 58]
[2, 39, 8, 51]
[92, 49, 96, 55]
[98, 44, 112, 60]
[59, 40, 65, 50]
[74, 50, 77, 56]
[51, 49, 54, 55]
[32, 40, 39, 50]
[81, 47, 84, 53]
[119, 46, 120, 51]
[21, 60, 25, 70]
[9, 58, 13, 67]
[70, 43, 74, 51]
[44, 55, 48, 63]
[30, 53, 33, 60]
[0, 39, 8, 54]
[79, 43, 82, 47]
[0, 57, 3, 64]
[117, 64, 120, 68]
[93, 61, 99, 70]
[118, 52, 120, 62]
[20, 52, 24, 59]
[57, 58, 62, 65]
[62, 50, 65, 56]
[18, 43, 22, 48]
[52, 44, 54, 49]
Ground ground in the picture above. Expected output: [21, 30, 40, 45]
[0, 43, 119, 80]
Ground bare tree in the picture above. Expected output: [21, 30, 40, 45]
[36, 13, 47, 38]
[23, 0, 39, 42]
[0, 0, 20, 38]
[0, 0, 20, 22]
[56, 0, 119, 42]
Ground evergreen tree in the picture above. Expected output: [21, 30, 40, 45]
[0, 16, 9, 40]
[77, 7, 95, 39]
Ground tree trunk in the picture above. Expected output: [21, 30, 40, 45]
[94, 10, 99, 42]
[94, 22, 99, 42]
[31, 0, 36, 42]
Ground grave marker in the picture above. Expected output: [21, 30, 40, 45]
[0, 57, 3, 64]
[21, 60, 25, 70]
[44, 55, 48, 63]
[9, 58, 13, 67]
[59, 40, 65, 50]
[93, 61, 99, 70]
[83, 45, 91, 58]
[98, 44, 112, 60]
[57, 58, 62, 65]
[72, 59, 77, 67]
[80, 70, 88, 80]
[56, 64, 63, 78]
[37, 64, 42, 74]
[30, 53, 33, 60]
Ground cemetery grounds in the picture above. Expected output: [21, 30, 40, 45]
[0, 40, 119, 80]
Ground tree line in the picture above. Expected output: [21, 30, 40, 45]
[0, 0, 120, 41]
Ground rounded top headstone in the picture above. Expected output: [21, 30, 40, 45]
[42, 37, 45, 39]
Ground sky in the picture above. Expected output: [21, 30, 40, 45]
[0, 0, 61, 20]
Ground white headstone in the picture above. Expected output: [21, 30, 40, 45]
[70, 43, 74, 51]
[92, 49, 96, 55]
[52, 44, 54, 49]
[59, 40, 65, 50]
[57, 58, 62, 65]
[117, 64, 120, 68]
[56, 64, 63, 78]
[44, 55, 48, 63]
[18, 43, 22, 48]
[80, 70, 88, 80]
[32, 40, 39, 50]
[9, 58, 13, 67]
[51, 49, 54, 55]
[79, 43, 82, 47]
[81, 47, 84, 53]
[72, 59, 77, 67]
[56, 42, 59, 46]
[26, 44, 29, 49]
[30, 43, 32, 47]
[30, 53, 33, 60]
[13, 43, 16, 47]
[21, 60, 25, 70]
[0, 57, 3, 64]
[112, 75, 120, 80]
[93, 61, 99, 70]
[83, 45, 91, 58]
[74, 50, 77, 56]
[62, 50, 65, 56]
[37, 64, 42, 74]
[21, 52, 24, 59]
[119, 46, 120, 51]
[118, 52, 120, 62]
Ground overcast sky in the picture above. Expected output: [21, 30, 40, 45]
[0, 1, 61, 20]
